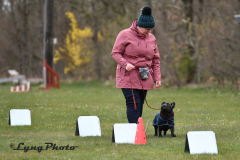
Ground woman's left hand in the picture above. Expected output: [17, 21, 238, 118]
[155, 80, 161, 88]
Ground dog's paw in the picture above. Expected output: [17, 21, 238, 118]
[171, 134, 176, 137]
[158, 135, 162, 137]
[154, 134, 158, 136]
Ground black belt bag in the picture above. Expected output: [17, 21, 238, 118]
[139, 67, 149, 80]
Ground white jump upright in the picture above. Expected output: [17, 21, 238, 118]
[184, 131, 218, 154]
[75, 116, 101, 137]
[112, 123, 137, 144]
[9, 109, 31, 126]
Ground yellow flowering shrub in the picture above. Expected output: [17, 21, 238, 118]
[54, 12, 93, 74]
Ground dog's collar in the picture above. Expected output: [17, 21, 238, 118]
[160, 111, 174, 119]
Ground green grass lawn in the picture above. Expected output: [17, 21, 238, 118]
[0, 81, 239, 160]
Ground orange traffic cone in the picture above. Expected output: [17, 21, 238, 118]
[134, 117, 147, 144]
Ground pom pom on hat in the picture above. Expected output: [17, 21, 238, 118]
[137, 5, 155, 28]
[141, 6, 152, 15]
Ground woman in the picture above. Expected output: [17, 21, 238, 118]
[112, 5, 161, 123]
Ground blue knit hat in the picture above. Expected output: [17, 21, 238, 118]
[137, 6, 155, 28]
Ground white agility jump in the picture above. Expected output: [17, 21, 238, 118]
[10, 81, 31, 92]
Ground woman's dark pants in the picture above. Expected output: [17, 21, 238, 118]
[122, 88, 147, 123]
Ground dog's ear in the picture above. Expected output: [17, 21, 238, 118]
[162, 102, 166, 105]
[171, 102, 175, 108]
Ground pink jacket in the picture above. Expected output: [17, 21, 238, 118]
[112, 20, 161, 90]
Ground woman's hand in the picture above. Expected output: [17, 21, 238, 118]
[155, 80, 161, 88]
[126, 63, 135, 71]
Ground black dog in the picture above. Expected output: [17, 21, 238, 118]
[152, 102, 176, 137]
